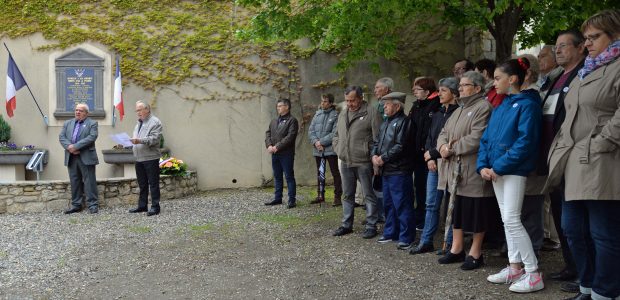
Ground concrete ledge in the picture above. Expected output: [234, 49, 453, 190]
[0, 171, 198, 214]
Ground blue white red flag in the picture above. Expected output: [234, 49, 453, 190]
[113, 57, 124, 121]
[5, 54, 26, 117]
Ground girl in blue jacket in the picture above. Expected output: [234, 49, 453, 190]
[477, 57, 544, 293]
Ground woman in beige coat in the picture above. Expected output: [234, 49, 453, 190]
[436, 71, 494, 270]
[546, 10, 620, 300]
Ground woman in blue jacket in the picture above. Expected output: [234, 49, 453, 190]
[477, 57, 544, 293]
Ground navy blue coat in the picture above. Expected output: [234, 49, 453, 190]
[477, 89, 542, 176]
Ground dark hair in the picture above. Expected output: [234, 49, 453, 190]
[474, 59, 496, 77]
[413, 77, 437, 93]
[277, 98, 291, 107]
[344, 86, 363, 99]
[498, 57, 530, 87]
[557, 29, 585, 47]
[321, 93, 335, 103]
[456, 59, 475, 71]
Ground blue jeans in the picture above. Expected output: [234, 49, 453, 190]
[413, 165, 428, 229]
[382, 174, 415, 244]
[272, 152, 296, 204]
[562, 200, 620, 299]
[420, 170, 452, 246]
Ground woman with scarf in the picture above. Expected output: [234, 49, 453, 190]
[477, 57, 544, 293]
[547, 10, 620, 300]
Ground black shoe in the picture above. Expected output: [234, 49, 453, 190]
[264, 199, 283, 206]
[563, 293, 591, 300]
[397, 242, 413, 250]
[438, 250, 465, 264]
[410, 243, 435, 255]
[146, 209, 160, 216]
[460, 255, 484, 270]
[287, 203, 296, 209]
[541, 238, 561, 251]
[561, 281, 580, 293]
[549, 269, 577, 281]
[353, 202, 363, 208]
[64, 207, 81, 214]
[310, 197, 324, 204]
[333, 227, 353, 236]
[129, 207, 148, 213]
[332, 202, 342, 207]
[89, 207, 98, 214]
[362, 228, 378, 239]
[550, 268, 578, 281]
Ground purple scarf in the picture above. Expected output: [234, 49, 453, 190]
[578, 39, 620, 80]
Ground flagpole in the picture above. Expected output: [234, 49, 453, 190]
[3, 43, 49, 126]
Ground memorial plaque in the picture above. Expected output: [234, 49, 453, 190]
[54, 48, 105, 118]
[65, 68, 95, 111]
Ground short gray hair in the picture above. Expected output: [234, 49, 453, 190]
[75, 103, 89, 112]
[376, 77, 394, 91]
[438, 77, 459, 96]
[136, 100, 150, 111]
[461, 71, 486, 88]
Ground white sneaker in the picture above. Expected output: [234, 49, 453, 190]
[487, 266, 525, 284]
[509, 272, 544, 293]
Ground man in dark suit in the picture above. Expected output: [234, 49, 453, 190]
[59, 103, 99, 214]
[264, 98, 299, 208]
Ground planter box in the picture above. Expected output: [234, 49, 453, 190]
[0, 150, 49, 182]
[0, 149, 48, 165]
[102, 148, 170, 164]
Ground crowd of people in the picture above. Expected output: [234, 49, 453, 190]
[264, 9, 620, 300]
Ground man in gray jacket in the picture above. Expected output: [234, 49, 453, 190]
[332, 86, 382, 238]
[308, 93, 342, 206]
[59, 103, 99, 214]
[129, 100, 163, 216]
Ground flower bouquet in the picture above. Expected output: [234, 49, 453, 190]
[159, 156, 188, 176]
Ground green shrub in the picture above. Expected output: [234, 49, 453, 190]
[0, 115, 10, 143]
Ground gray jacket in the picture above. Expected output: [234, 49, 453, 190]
[59, 117, 99, 166]
[308, 106, 338, 156]
[132, 114, 163, 162]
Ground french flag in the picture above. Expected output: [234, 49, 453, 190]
[5, 54, 26, 117]
[113, 57, 124, 121]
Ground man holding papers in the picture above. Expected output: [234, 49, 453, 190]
[128, 100, 163, 216]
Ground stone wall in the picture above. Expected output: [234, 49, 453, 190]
[0, 171, 197, 214]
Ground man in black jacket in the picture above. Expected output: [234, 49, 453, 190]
[372, 92, 415, 250]
[265, 99, 299, 208]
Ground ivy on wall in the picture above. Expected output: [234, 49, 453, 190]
[0, 0, 306, 104]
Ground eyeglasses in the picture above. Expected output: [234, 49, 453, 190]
[585, 32, 604, 43]
[458, 83, 475, 88]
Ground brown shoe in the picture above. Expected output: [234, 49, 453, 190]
[310, 197, 324, 204]
[332, 196, 342, 207]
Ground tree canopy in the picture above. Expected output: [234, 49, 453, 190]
[238, 0, 619, 71]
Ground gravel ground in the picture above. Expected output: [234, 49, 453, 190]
[1, 188, 573, 299]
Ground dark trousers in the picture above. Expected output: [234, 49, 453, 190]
[412, 165, 428, 229]
[522, 195, 545, 252]
[135, 159, 161, 210]
[550, 188, 577, 273]
[383, 174, 415, 244]
[314, 155, 342, 198]
[68, 155, 98, 210]
[272, 152, 296, 204]
[562, 200, 620, 298]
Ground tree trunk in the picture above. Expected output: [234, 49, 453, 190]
[486, 2, 523, 63]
